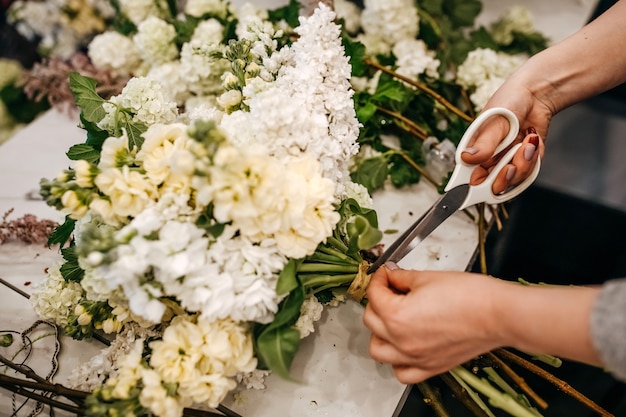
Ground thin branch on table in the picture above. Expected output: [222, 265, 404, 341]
[488, 205, 503, 231]
[364, 58, 473, 123]
[0, 379, 83, 414]
[416, 381, 451, 417]
[438, 372, 491, 417]
[484, 352, 548, 410]
[494, 349, 614, 417]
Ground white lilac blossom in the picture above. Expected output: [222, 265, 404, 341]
[98, 77, 178, 132]
[393, 38, 441, 80]
[88, 31, 143, 77]
[491, 6, 536, 46]
[295, 295, 324, 338]
[359, 0, 419, 53]
[133, 16, 179, 66]
[233, 2, 270, 40]
[220, 5, 360, 197]
[30, 262, 83, 327]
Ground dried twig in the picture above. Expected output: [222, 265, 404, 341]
[494, 349, 614, 417]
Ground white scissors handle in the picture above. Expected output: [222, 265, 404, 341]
[444, 107, 541, 210]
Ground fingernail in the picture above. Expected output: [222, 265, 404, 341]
[506, 165, 516, 181]
[524, 142, 537, 161]
[526, 126, 537, 135]
[463, 147, 479, 155]
[384, 261, 399, 270]
[528, 135, 540, 148]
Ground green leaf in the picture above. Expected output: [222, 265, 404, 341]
[69, 72, 106, 124]
[350, 156, 389, 194]
[255, 326, 301, 380]
[66, 144, 100, 163]
[342, 36, 367, 77]
[0, 84, 50, 123]
[443, 0, 482, 28]
[60, 247, 84, 283]
[373, 78, 412, 103]
[80, 113, 109, 151]
[276, 258, 303, 295]
[267, 0, 300, 28]
[254, 284, 305, 378]
[120, 120, 148, 151]
[346, 215, 383, 253]
[356, 101, 377, 123]
[47, 216, 76, 247]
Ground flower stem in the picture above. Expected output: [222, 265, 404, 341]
[450, 366, 538, 417]
[364, 57, 473, 123]
[307, 251, 359, 265]
[300, 273, 356, 289]
[375, 105, 429, 140]
[297, 263, 358, 274]
[315, 245, 355, 263]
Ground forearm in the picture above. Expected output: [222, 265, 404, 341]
[507, 0, 626, 113]
[490, 280, 602, 366]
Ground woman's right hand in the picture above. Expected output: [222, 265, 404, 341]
[459, 77, 553, 194]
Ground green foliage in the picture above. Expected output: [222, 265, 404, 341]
[59, 246, 84, 283]
[69, 72, 106, 124]
[66, 144, 100, 163]
[47, 216, 76, 247]
[253, 285, 304, 379]
[0, 84, 50, 124]
[267, 0, 301, 28]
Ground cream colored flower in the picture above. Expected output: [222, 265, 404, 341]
[94, 166, 157, 219]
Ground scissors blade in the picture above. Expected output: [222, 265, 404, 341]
[367, 184, 470, 274]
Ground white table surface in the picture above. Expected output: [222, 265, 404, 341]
[0, 1, 596, 416]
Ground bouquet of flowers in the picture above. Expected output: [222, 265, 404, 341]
[35, 4, 382, 416]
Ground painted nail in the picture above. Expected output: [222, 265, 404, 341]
[524, 141, 537, 161]
[528, 135, 540, 148]
[463, 147, 479, 155]
[506, 165, 517, 181]
[527, 126, 537, 135]
[384, 261, 399, 270]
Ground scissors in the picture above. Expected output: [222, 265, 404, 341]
[367, 107, 541, 274]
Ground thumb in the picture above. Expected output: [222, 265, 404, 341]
[384, 265, 422, 294]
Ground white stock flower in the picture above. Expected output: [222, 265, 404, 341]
[139, 369, 184, 417]
[136, 123, 195, 192]
[30, 261, 83, 327]
[133, 16, 179, 66]
[295, 295, 323, 338]
[88, 31, 142, 77]
[94, 165, 157, 219]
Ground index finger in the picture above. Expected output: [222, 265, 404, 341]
[461, 113, 520, 166]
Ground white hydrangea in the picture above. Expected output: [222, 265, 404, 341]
[30, 261, 83, 327]
[456, 48, 525, 110]
[147, 61, 190, 105]
[334, 0, 362, 34]
[393, 38, 440, 80]
[361, 0, 419, 49]
[180, 38, 229, 96]
[184, 0, 230, 19]
[118, 0, 169, 26]
[344, 181, 374, 209]
[133, 16, 179, 66]
[295, 295, 324, 338]
[98, 77, 178, 132]
[88, 31, 143, 77]
[491, 6, 536, 46]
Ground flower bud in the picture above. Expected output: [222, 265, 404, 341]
[77, 312, 93, 326]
